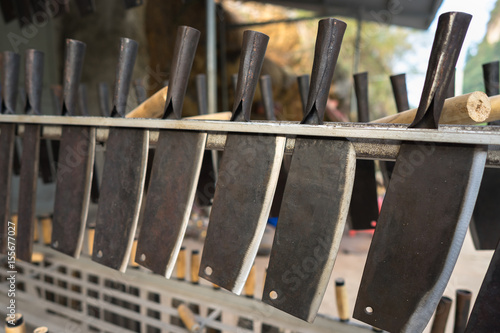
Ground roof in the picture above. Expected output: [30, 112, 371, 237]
[245, 0, 444, 30]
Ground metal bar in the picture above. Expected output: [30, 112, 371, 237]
[206, 0, 217, 114]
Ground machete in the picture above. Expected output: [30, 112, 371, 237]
[353, 12, 486, 332]
[92, 37, 144, 272]
[464, 239, 500, 332]
[262, 18, 352, 322]
[16, 49, 44, 262]
[199, 30, 286, 294]
[470, 61, 500, 250]
[51, 39, 93, 258]
[0, 51, 20, 254]
[348, 72, 378, 230]
[135, 26, 201, 277]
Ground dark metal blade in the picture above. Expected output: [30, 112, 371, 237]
[0, 0, 17, 23]
[465, 239, 500, 332]
[262, 18, 349, 322]
[349, 72, 378, 230]
[0, 124, 16, 254]
[123, 0, 143, 9]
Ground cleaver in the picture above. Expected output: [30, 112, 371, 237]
[135, 26, 201, 277]
[0, 51, 20, 254]
[16, 49, 44, 262]
[51, 39, 93, 258]
[261, 18, 353, 322]
[353, 12, 487, 333]
[199, 30, 286, 294]
[349, 72, 379, 230]
[92, 37, 145, 272]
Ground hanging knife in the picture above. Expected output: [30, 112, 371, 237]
[16, 49, 44, 262]
[262, 18, 352, 322]
[348, 72, 378, 230]
[135, 26, 201, 277]
[92, 37, 144, 272]
[0, 51, 20, 254]
[353, 12, 485, 333]
[51, 39, 94, 258]
[470, 61, 500, 250]
[199, 30, 286, 294]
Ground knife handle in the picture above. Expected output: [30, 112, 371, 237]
[176, 247, 186, 281]
[163, 26, 201, 119]
[482, 61, 499, 97]
[389, 73, 410, 113]
[430, 296, 452, 333]
[177, 303, 200, 332]
[353, 72, 369, 122]
[243, 264, 256, 298]
[231, 30, 269, 122]
[4, 313, 25, 333]
[111, 38, 138, 118]
[297, 74, 310, 117]
[62, 39, 86, 116]
[33, 327, 49, 333]
[196, 74, 208, 115]
[1, 51, 20, 114]
[335, 278, 350, 322]
[41, 216, 52, 246]
[260, 75, 276, 121]
[190, 250, 200, 284]
[98, 82, 111, 117]
[409, 12, 471, 129]
[454, 289, 471, 333]
[78, 84, 89, 116]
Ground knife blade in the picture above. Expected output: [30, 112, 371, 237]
[261, 18, 352, 322]
[0, 51, 20, 254]
[353, 12, 486, 332]
[16, 49, 44, 262]
[51, 39, 94, 258]
[199, 30, 286, 294]
[92, 37, 145, 272]
[470, 61, 500, 250]
[135, 26, 201, 277]
[348, 72, 378, 230]
[464, 239, 500, 332]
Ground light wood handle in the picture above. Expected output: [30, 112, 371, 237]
[335, 278, 349, 322]
[191, 250, 200, 284]
[176, 247, 186, 281]
[372, 91, 491, 125]
[87, 227, 95, 256]
[129, 239, 139, 268]
[33, 327, 49, 333]
[5, 313, 26, 333]
[243, 264, 256, 298]
[40, 216, 52, 246]
[31, 252, 44, 264]
[177, 303, 200, 332]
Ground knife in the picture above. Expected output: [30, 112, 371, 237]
[464, 239, 500, 332]
[353, 12, 485, 332]
[199, 30, 286, 295]
[135, 26, 201, 277]
[261, 18, 352, 322]
[454, 289, 471, 333]
[51, 39, 93, 259]
[16, 49, 44, 262]
[470, 61, 500, 250]
[92, 37, 144, 272]
[297, 74, 309, 117]
[0, 51, 20, 254]
[348, 72, 378, 230]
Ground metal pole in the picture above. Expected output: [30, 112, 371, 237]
[206, 0, 217, 114]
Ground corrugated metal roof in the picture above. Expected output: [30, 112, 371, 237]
[244, 0, 444, 30]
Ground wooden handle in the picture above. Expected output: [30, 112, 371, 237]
[243, 264, 256, 298]
[129, 239, 139, 268]
[177, 303, 200, 332]
[335, 278, 349, 322]
[5, 313, 26, 333]
[372, 91, 491, 125]
[191, 250, 200, 284]
[430, 296, 452, 333]
[87, 227, 95, 256]
[33, 327, 49, 333]
[40, 216, 52, 246]
[176, 247, 186, 281]
[31, 251, 44, 264]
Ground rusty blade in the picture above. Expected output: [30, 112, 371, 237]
[199, 30, 286, 294]
[52, 39, 92, 258]
[349, 72, 378, 230]
[464, 239, 500, 332]
[16, 49, 44, 262]
[470, 61, 500, 250]
[353, 12, 484, 332]
[93, 38, 144, 272]
[262, 18, 352, 322]
[135, 26, 201, 277]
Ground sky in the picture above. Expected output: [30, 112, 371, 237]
[394, 0, 497, 107]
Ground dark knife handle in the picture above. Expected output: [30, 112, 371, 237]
[78, 84, 89, 116]
[454, 289, 471, 333]
[482, 61, 499, 97]
[24, 49, 44, 115]
[62, 39, 86, 116]
[353, 72, 369, 122]
[430, 296, 452, 333]
[111, 38, 138, 118]
[302, 18, 346, 125]
[389, 73, 410, 113]
[297, 74, 309, 117]
[98, 82, 111, 117]
[163, 26, 201, 119]
[1, 51, 20, 114]
[196, 74, 208, 115]
[231, 30, 269, 122]
[260, 75, 276, 121]
[409, 12, 471, 129]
